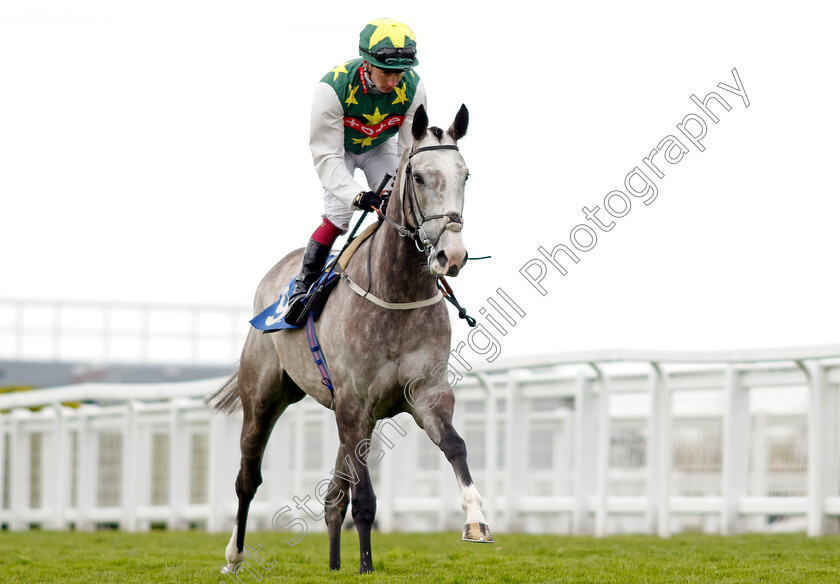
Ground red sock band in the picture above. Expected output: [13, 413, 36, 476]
[311, 218, 343, 246]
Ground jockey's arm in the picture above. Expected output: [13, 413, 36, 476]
[310, 82, 366, 209]
[310, 77, 428, 206]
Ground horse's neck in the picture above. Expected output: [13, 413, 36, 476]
[361, 175, 437, 303]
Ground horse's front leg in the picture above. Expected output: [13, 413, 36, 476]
[335, 402, 377, 573]
[410, 386, 493, 543]
[325, 445, 352, 571]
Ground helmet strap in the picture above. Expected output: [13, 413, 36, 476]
[358, 65, 370, 94]
[360, 63, 385, 95]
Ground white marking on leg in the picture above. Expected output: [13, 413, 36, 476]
[461, 484, 488, 525]
[222, 523, 247, 574]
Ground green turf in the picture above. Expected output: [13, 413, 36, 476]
[1, 530, 838, 583]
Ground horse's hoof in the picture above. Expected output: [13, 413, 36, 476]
[462, 522, 494, 543]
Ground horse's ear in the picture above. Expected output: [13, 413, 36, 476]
[412, 104, 429, 141]
[447, 104, 469, 141]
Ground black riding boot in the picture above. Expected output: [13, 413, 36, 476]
[285, 238, 331, 325]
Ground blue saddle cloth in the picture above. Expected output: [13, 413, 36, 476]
[250, 255, 340, 331]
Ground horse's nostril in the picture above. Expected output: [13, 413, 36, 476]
[436, 250, 448, 266]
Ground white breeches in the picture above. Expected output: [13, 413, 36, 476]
[322, 139, 399, 230]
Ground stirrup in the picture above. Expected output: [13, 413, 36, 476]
[284, 294, 309, 327]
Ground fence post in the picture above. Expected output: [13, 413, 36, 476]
[168, 400, 184, 529]
[805, 360, 828, 536]
[135, 411, 151, 531]
[589, 364, 610, 537]
[646, 362, 671, 537]
[9, 410, 27, 530]
[0, 413, 6, 525]
[75, 406, 93, 530]
[504, 372, 526, 532]
[49, 403, 68, 529]
[207, 406, 227, 532]
[722, 364, 748, 535]
[122, 401, 138, 531]
[574, 368, 597, 535]
[750, 411, 768, 531]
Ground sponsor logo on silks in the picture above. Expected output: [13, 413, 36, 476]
[344, 115, 405, 137]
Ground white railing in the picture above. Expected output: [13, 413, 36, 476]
[1, 345, 839, 536]
[0, 298, 251, 364]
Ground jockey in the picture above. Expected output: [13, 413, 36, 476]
[285, 18, 427, 325]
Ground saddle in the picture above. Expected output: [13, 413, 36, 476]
[249, 222, 380, 332]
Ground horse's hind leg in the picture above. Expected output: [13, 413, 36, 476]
[223, 355, 305, 573]
[223, 406, 277, 572]
[410, 387, 493, 543]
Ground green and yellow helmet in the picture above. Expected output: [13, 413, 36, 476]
[358, 18, 418, 70]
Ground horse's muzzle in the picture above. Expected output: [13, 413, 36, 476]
[431, 230, 467, 277]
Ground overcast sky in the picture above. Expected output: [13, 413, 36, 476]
[2, 1, 839, 360]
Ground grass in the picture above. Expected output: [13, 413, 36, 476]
[1, 530, 839, 583]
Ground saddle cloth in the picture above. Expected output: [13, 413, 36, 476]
[249, 255, 339, 331]
[249, 222, 380, 331]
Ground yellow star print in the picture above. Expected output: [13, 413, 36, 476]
[345, 84, 359, 106]
[352, 136, 377, 148]
[367, 19, 416, 49]
[330, 61, 351, 82]
[363, 107, 388, 126]
[391, 83, 408, 105]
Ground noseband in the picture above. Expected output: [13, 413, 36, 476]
[378, 144, 465, 255]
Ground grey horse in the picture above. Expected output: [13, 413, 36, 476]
[208, 104, 492, 575]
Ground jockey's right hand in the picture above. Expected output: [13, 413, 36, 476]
[379, 190, 391, 215]
[353, 190, 381, 211]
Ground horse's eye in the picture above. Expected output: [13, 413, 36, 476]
[413, 173, 424, 185]
[465, 173, 470, 182]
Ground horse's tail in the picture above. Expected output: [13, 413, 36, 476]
[205, 371, 242, 414]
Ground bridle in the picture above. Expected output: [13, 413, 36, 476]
[341, 140, 476, 325]
[376, 144, 465, 256]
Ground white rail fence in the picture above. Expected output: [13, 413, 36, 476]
[1, 346, 840, 537]
[0, 298, 251, 364]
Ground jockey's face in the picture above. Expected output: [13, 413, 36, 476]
[367, 64, 404, 93]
